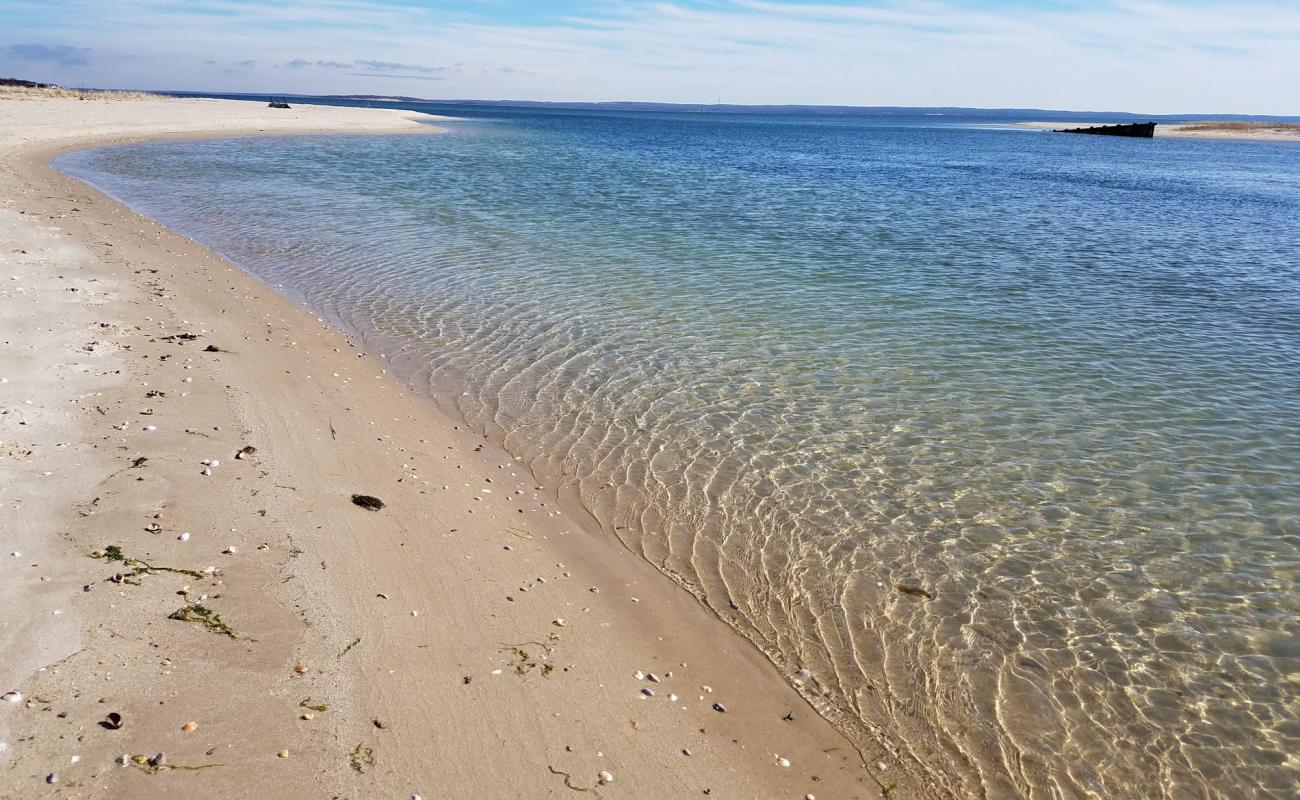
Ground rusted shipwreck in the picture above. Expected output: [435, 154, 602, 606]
[1057, 122, 1156, 138]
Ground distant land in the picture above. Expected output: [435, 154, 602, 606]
[156, 90, 1300, 123]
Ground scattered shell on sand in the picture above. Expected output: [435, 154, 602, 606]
[181, 721, 197, 733]
[149, 753, 166, 767]
[597, 770, 614, 785]
[177, 532, 190, 542]
[300, 713, 315, 721]
[667, 693, 679, 702]
[278, 749, 290, 759]
[143, 425, 157, 431]
[647, 673, 661, 683]
[200, 467, 211, 476]
[776, 755, 791, 767]
[640, 688, 655, 697]
[702, 685, 713, 693]
[712, 702, 727, 713]
[223, 546, 239, 555]
[116, 754, 130, 766]
[46, 773, 58, 784]
[201, 459, 220, 467]
[104, 712, 123, 730]
[795, 668, 812, 680]
[552, 618, 567, 628]
[144, 522, 161, 532]
[1, 691, 21, 704]
[293, 662, 308, 674]
[634, 671, 645, 680]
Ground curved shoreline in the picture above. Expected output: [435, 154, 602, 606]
[0, 96, 926, 798]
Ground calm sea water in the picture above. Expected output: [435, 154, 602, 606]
[58, 107, 1300, 799]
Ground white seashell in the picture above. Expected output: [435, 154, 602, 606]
[235, 451, 246, 459]
[634, 671, 645, 680]
[8, 551, 19, 558]
[702, 685, 713, 693]
[200, 467, 211, 476]
[117, 754, 130, 766]
[209, 460, 220, 467]
[178, 532, 190, 542]
[412, 795, 424, 800]
[682, 748, 692, 756]
[223, 546, 238, 554]
[597, 770, 614, 785]
[647, 673, 661, 683]
[143, 425, 157, 431]
[667, 693, 678, 702]
[776, 755, 791, 767]
[796, 668, 812, 680]
[640, 687, 655, 697]
[806, 795, 817, 800]
[2, 691, 21, 703]
[411, 610, 418, 617]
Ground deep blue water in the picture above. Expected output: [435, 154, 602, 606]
[58, 106, 1300, 799]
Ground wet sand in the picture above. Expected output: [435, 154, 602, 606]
[0, 96, 924, 798]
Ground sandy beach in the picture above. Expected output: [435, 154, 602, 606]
[0, 94, 923, 799]
[1011, 120, 1300, 141]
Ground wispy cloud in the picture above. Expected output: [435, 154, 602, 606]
[6, 42, 91, 67]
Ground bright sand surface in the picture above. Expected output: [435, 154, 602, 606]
[1012, 120, 1300, 141]
[0, 96, 924, 798]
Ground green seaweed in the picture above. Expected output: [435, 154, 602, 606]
[338, 636, 361, 659]
[168, 604, 246, 640]
[348, 742, 375, 773]
[299, 697, 329, 713]
[92, 546, 209, 580]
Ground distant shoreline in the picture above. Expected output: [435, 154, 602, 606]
[1012, 120, 1300, 142]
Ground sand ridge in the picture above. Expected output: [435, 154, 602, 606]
[0, 96, 927, 798]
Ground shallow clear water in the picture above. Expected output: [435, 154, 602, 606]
[59, 108, 1300, 799]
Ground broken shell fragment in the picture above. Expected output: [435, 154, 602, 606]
[278, 749, 290, 759]
[712, 702, 727, 713]
[640, 687, 655, 697]
[552, 618, 567, 628]
[293, 662, 308, 674]
[177, 532, 190, 542]
[104, 712, 123, 729]
[795, 668, 812, 680]
[597, 770, 614, 785]
[149, 752, 166, 767]
[646, 673, 661, 683]
[144, 522, 161, 532]
[223, 546, 239, 555]
[1, 691, 21, 704]
[116, 754, 130, 766]
[46, 772, 58, 784]
[181, 721, 197, 733]
[776, 755, 791, 767]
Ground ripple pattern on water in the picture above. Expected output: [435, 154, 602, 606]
[58, 109, 1300, 799]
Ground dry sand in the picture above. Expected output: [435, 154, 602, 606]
[1011, 120, 1300, 141]
[0, 95, 926, 798]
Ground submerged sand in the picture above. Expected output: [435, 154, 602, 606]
[0, 96, 925, 798]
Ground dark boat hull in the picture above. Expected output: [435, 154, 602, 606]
[1057, 122, 1156, 138]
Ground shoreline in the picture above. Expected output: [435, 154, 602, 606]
[0, 97, 925, 798]
[1008, 120, 1300, 141]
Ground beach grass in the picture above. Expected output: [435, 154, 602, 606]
[0, 84, 158, 101]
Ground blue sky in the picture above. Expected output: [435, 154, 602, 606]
[1, 1, 1297, 113]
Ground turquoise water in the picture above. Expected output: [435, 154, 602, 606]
[58, 109, 1300, 799]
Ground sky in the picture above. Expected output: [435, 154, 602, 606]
[1, 1, 1297, 114]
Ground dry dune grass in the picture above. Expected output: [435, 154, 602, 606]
[0, 84, 158, 101]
